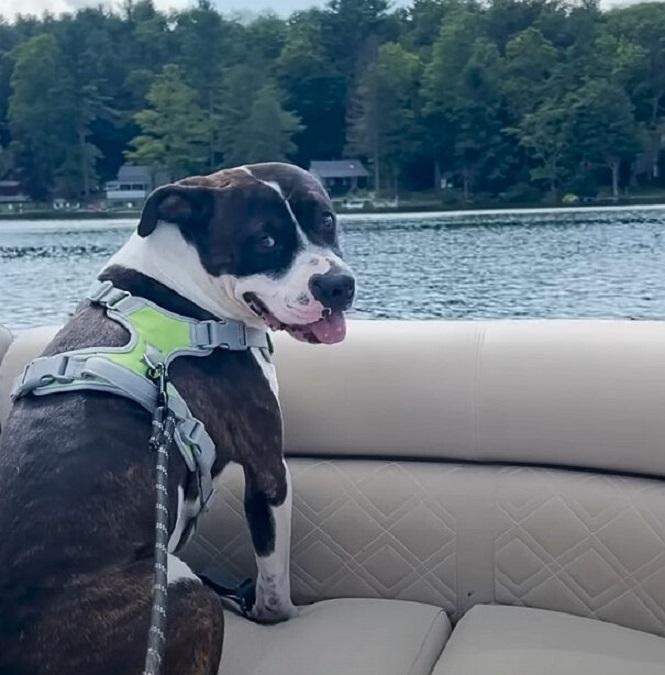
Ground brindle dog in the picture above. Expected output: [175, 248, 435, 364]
[0, 162, 355, 675]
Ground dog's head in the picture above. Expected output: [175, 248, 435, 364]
[133, 162, 355, 345]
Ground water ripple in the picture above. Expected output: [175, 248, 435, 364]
[2, 207, 665, 331]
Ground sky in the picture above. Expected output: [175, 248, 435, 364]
[4, 0, 330, 20]
[1, 0, 649, 22]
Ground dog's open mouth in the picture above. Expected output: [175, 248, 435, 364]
[244, 293, 347, 345]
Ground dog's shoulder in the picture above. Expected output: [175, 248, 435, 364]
[43, 301, 128, 357]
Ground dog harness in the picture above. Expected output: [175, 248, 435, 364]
[10, 279, 271, 542]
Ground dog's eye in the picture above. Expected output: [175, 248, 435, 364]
[258, 234, 276, 250]
[321, 213, 334, 230]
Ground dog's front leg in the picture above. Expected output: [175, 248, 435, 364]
[243, 459, 298, 623]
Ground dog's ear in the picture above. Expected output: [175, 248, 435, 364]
[137, 184, 215, 237]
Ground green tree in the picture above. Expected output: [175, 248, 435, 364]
[346, 42, 422, 195]
[513, 98, 572, 201]
[3, 0, 665, 203]
[53, 82, 104, 200]
[402, 0, 473, 57]
[502, 28, 559, 117]
[568, 79, 643, 197]
[126, 64, 209, 178]
[173, 0, 243, 170]
[424, 12, 508, 198]
[422, 9, 478, 194]
[53, 10, 124, 198]
[276, 9, 347, 164]
[222, 82, 303, 166]
[604, 5, 665, 185]
[0, 144, 12, 178]
[8, 34, 68, 201]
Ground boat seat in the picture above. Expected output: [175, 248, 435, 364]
[0, 325, 11, 363]
[218, 601, 665, 675]
[432, 605, 665, 675]
[6, 320, 665, 675]
[0, 325, 59, 426]
[0, 324, 13, 433]
[219, 598, 450, 675]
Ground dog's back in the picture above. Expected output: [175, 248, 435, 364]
[0, 304, 161, 673]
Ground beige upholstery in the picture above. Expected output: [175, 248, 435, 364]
[432, 604, 665, 674]
[4, 319, 665, 674]
[0, 324, 12, 430]
[0, 325, 58, 425]
[3, 319, 665, 476]
[188, 460, 665, 637]
[274, 319, 665, 477]
[0, 324, 11, 365]
[220, 598, 449, 675]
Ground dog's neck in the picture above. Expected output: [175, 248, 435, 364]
[97, 265, 217, 320]
[101, 224, 263, 327]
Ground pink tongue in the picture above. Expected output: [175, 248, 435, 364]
[309, 312, 347, 344]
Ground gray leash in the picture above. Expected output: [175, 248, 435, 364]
[141, 359, 257, 675]
[143, 362, 175, 675]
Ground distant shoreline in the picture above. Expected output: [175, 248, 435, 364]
[2, 197, 665, 221]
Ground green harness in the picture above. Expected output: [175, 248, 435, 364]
[11, 280, 271, 539]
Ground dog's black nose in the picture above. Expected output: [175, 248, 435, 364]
[309, 272, 355, 312]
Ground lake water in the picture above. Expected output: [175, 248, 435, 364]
[2, 206, 665, 331]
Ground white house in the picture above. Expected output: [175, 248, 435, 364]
[104, 165, 171, 205]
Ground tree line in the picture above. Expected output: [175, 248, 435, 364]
[1, 0, 665, 204]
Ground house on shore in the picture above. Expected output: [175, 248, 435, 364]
[104, 165, 171, 206]
[0, 179, 29, 206]
[309, 160, 370, 196]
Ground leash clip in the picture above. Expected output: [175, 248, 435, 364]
[144, 349, 169, 408]
[145, 356, 171, 450]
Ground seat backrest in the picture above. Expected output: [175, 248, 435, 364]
[0, 324, 13, 432]
[0, 326, 60, 427]
[0, 325, 12, 370]
[4, 318, 665, 477]
[274, 318, 665, 477]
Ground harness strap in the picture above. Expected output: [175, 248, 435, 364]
[89, 280, 270, 353]
[199, 567, 256, 618]
[11, 351, 218, 521]
[10, 280, 270, 535]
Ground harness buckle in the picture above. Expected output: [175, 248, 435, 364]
[174, 418, 203, 473]
[52, 355, 73, 380]
[11, 355, 79, 400]
[236, 323, 247, 349]
[195, 320, 229, 350]
[180, 417, 205, 449]
[88, 280, 131, 309]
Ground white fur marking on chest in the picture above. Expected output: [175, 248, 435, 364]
[168, 484, 198, 553]
[251, 347, 279, 403]
[167, 554, 200, 586]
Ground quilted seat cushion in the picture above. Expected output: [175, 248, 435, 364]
[433, 604, 665, 675]
[187, 460, 665, 638]
[219, 598, 450, 675]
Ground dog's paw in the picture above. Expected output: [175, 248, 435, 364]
[249, 599, 299, 624]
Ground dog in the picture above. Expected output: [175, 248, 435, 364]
[0, 162, 355, 675]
